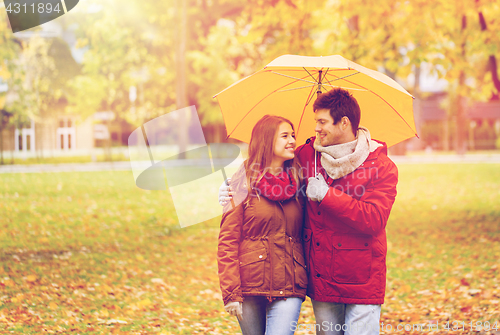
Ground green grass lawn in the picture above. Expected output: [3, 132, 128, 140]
[0, 164, 499, 334]
[0, 153, 129, 165]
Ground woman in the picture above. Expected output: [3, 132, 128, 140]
[217, 115, 307, 335]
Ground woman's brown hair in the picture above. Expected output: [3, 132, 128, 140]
[231, 115, 302, 200]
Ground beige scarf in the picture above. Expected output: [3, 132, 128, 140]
[313, 127, 382, 180]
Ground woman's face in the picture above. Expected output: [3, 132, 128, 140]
[273, 122, 296, 162]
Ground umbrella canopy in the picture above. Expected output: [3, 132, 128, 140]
[214, 55, 417, 147]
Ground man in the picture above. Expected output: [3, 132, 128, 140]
[219, 88, 398, 335]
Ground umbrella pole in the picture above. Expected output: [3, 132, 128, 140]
[314, 70, 322, 177]
[316, 70, 322, 98]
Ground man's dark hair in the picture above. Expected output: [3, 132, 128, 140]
[313, 88, 361, 135]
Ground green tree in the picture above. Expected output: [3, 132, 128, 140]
[431, 0, 500, 153]
[189, 0, 324, 140]
[66, 0, 159, 159]
[0, 13, 31, 164]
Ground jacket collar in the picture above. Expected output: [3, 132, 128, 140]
[365, 139, 387, 162]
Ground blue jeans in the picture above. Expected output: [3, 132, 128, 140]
[312, 300, 381, 335]
[237, 296, 303, 335]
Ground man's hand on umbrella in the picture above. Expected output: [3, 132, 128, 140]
[307, 173, 329, 202]
[219, 178, 234, 206]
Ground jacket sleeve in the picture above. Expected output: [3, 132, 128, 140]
[319, 157, 398, 235]
[217, 200, 245, 305]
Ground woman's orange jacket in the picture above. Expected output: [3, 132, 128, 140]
[217, 176, 307, 305]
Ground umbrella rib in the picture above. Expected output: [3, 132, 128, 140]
[277, 84, 318, 92]
[322, 72, 360, 85]
[227, 73, 315, 139]
[297, 78, 318, 139]
[321, 72, 417, 137]
[323, 68, 330, 78]
[305, 90, 316, 107]
[320, 68, 330, 92]
[302, 67, 318, 83]
[338, 76, 418, 137]
[365, 90, 418, 137]
[321, 84, 368, 91]
[324, 72, 366, 90]
[267, 69, 361, 93]
[269, 71, 318, 85]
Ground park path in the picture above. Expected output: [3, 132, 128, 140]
[1, 154, 500, 173]
[0, 161, 132, 173]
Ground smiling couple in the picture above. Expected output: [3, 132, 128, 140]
[217, 88, 398, 335]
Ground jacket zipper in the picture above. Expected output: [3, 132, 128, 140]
[268, 233, 274, 302]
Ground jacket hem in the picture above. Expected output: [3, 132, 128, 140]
[243, 291, 306, 301]
[308, 293, 384, 305]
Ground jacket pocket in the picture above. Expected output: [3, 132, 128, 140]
[331, 235, 372, 284]
[292, 243, 308, 289]
[239, 248, 267, 287]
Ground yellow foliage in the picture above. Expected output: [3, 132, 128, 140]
[25, 275, 37, 283]
[137, 298, 152, 307]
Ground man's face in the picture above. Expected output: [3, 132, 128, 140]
[314, 109, 345, 146]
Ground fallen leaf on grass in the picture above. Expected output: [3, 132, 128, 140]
[25, 275, 37, 283]
[151, 278, 166, 285]
[138, 298, 152, 307]
[104, 319, 127, 325]
[468, 289, 481, 295]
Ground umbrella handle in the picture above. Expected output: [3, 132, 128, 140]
[314, 148, 317, 177]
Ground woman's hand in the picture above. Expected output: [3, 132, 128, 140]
[219, 178, 233, 206]
[224, 301, 243, 320]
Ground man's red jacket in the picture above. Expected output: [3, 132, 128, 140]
[295, 136, 398, 305]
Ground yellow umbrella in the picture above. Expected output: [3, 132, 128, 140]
[213, 54, 418, 147]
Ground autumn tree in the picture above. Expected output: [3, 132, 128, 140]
[474, 0, 500, 99]
[66, 0, 162, 160]
[66, 0, 319, 148]
[0, 13, 33, 164]
[0, 16, 21, 164]
[188, 0, 325, 142]
[428, 0, 500, 154]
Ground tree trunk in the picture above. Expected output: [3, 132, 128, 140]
[0, 125, 4, 165]
[175, 0, 188, 159]
[468, 121, 475, 150]
[477, 1, 500, 99]
[455, 90, 467, 155]
[455, 14, 467, 155]
[35, 121, 40, 163]
[385, 66, 407, 155]
[38, 121, 44, 159]
[346, 15, 360, 61]
[214, 124, 221, 143]
[10, 127, 14, 164]
[443, 118, 450, 151]
[413, 65, 422, 150]
[51, 118, 56, 158]
[105, 117, 112, 162]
